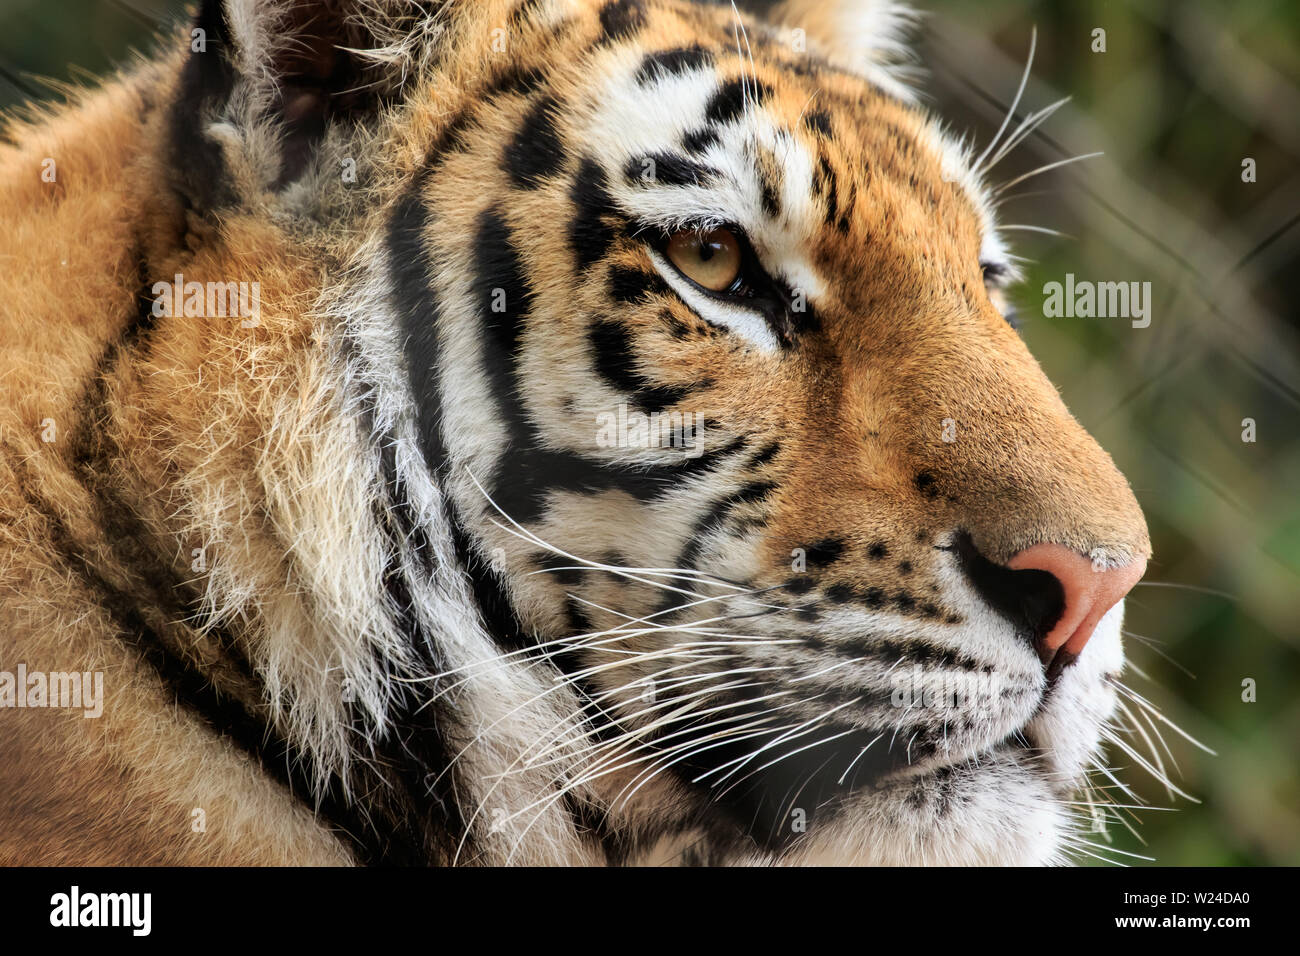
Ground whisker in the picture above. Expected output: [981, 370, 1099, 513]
[1110, 679, 1217, 755]
[837, 731, 886, 784]
[700, 698, 859, 788]
[1073, 840, 1157, 863]
[998, 223, 1072, 238]
[994, 151, 1104, 195]
[613, 716, 800, 807]
[716, 725, 860, 803]
[984, 95, 1071, 171]
[972, 25, 1037, 173]
[1111, 696, 1176, 801]
[1130, 580, 1239, 601]
[1101, 730, 1199, 802]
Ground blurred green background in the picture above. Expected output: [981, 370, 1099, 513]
[918, 0, 1300, 866]
[1, 0, 1294, 865]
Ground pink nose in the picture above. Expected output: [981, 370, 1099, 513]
[1007, 543, 1147, 675]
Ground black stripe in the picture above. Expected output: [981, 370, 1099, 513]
[569, 157, 620, 271]
[837, 180, 856, 234]
[168, 0, 237, 214]
[623, 152, 719, 189]
[536, 551, 585, 587]
[704, 77, 773, 126]
[635, 45, 713, 84]
[506, 94, 566, 189]
[598, 0, 647, 43]
[682, 126, 720, 154]
[758, 168, 781, 219]
[589, 318, 694, 413]
[389, 180, 447, 477]
[474, 207, 533, 378]
[803, 538, 844, 568]
[608, 264, 669, 304]
[446, 501, 534, 653]
[804, 108, 833, 139]
[801, 628, 989, 673]
[681, 127, 722, 155]
[386, 194, 539, 654]
[815, 154, 839, 228]
[748, 441, 780, 467]
[417, 63, 549, 176]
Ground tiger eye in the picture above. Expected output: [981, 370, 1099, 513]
[665, 227, 742, 292]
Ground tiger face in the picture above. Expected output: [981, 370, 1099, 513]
[2, 0, 1153, 866]
[346, 0, 1149, 863]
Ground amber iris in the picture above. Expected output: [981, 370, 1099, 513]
[664, 227, 743, 292]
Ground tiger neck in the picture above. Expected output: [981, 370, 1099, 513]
[5, 41, 622, 864]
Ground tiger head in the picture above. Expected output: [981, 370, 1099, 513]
[168, 0, 1152, 864]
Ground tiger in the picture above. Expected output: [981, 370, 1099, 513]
[0, 0, 1153, 866]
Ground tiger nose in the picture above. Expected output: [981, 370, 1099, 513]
[1008, 543, 1147, 680]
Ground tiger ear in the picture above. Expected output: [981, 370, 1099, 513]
[174, 0, 447, 207]
[755, 0, 921, 101]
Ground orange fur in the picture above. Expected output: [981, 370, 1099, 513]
[0, 0, 1148, 865]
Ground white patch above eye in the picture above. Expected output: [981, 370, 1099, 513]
[575, 49, 827, 353]
[646, 249, 780, 352]
[580, 49, 719, 175]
